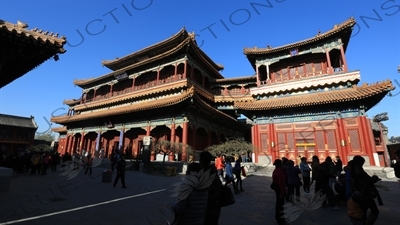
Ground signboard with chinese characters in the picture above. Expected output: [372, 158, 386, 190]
[143, 136, 151, 146]
[114, 72, 128, 81]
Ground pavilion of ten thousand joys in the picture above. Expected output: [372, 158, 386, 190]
[51, 17, 395, 166]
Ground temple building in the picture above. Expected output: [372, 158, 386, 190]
[51, 17, 395, 166]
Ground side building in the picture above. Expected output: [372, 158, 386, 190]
[52, 17, 395, 166]
[0, 114, 38, 154]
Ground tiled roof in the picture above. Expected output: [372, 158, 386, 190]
[73, 36, 193, 87]
[0, 20, 66, 50]
[51, 87, 195, 124]
[74, 29, 224, 87]
[0, 113, 38, 128]
[213, 75, 256, 83]
[243, 17, 355, 55]
[63, 99, 81, 106]
[193, 93, 237, 121]
[234, 80, 394, 110]
[0, 20, 67, 88]
[101, 27, 188, 70]
[52, 126, 67, 133]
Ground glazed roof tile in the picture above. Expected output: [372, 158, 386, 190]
[243, 17, 355, 55]
[0, 20, 66, 50]
[193, 93, 237, 121]
[52, 126, 67, 133]
[75, 29, 223, 87]
[0, 113, 38, 128]
[63, 99, 81, 106]
[234, 80, 394, 110]
[213, 75, 256, 83]
[101, 28, 188, 69]
[51, 87, 195, 124]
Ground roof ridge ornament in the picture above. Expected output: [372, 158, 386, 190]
[16, 20, 28, 29]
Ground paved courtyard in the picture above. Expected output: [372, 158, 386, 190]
[0, 163, 399, 225]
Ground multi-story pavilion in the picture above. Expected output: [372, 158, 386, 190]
[52, 17, 395, 166]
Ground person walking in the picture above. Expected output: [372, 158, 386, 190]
[113, 154, 127, 188]
[215, 153, 225, 181]
[84, 153, 93, 175]
[272, 159, 288, 225]
[316, 157, 339, 210]
[224, 156, 238, 194]
[300, 157, 311, 195]
[233, 155, 244, 192]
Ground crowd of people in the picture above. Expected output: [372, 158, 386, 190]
[0, 151, 61, 175]
[271, 154, 394, 225]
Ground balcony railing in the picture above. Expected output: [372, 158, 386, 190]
[85, 75, 184, 103]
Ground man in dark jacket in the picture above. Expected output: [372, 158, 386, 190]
[200, 151, 222, 225]
[113, 154, 127, 188]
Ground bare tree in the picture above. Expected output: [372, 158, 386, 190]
[205, 137, 259, 158]
[35, 131, 56, 142]
[153, 139, 194, 173]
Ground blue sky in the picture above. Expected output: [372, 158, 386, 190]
[0, 0, 399, 137]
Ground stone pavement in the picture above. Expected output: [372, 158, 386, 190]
[0, 163, 399, 225]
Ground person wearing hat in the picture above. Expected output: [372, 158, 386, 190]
[272, 159, 288, 225]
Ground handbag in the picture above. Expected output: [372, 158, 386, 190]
[220, 186, 235, 207]
[241, 166, 246, 177]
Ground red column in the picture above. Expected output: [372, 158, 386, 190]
[183, 60, 187, 79]
[109, 84, 113, 96]
[156, 69, 160, 85]
[131, 77, 135, 91]
[253, 124, 259, 163]
[340, 44, 348, 72]
[80, 132, 85, 151]
[174, 63, 178, 81]
[256, 65, 260, 87]
[360, 116, 375, 166]
[336, 118, 348, 165]
[182, 121, 188, 162]
[65, 135, 70, 155]
[325, 49, 332, 74]
[169, 123, 176, 161]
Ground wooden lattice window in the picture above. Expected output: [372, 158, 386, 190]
[260, 134, 268, 151]
[316, 131, 325, 151]
[348, 129, 361, 151]
[346, 119, 357, 126]
[277, 133, 286, 151]
[287, 133, 295, 151]
[276, 124, 292, 130]
[296, 123, 311, 128]
[326, 130, 337, 150]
